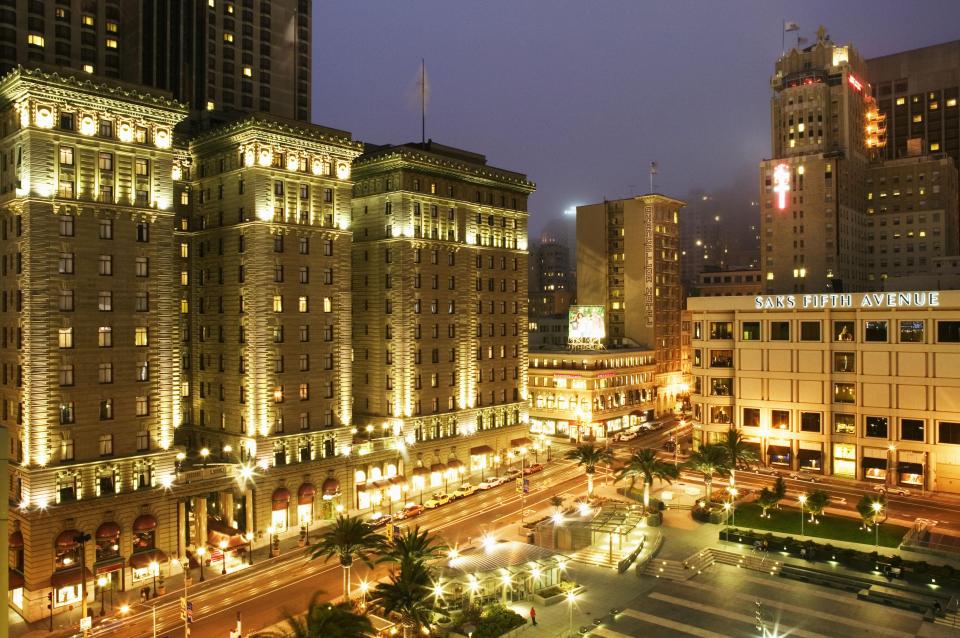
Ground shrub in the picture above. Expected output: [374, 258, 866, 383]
[467, 604, 526, 638]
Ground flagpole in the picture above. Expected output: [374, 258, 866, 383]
[781, 19, 785, 56]
[421, 58, 426, 145]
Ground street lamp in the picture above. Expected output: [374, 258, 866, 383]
[200, 447, 210, 467]
[871, 501, 883, 550]
[219, 539, 228, 575]
[566, 590, 577, 637]
[798, 495, 807, 538]
[96, 576, 107, 616]
[196, 546, 206, 582]
[546, 438, 552, 462]
[149, 560, 159, 598]
[358, 579, 369, 611]
[245, 532, 255, 565]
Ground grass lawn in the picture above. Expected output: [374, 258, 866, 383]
[728, 502, 909, 548]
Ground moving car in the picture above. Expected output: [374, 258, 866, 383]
[615, 431, 638, 442]
[874, 485, 911, 497]
[789, 472, 821, 483]
[477, 478, 501, 490]
[523, 463, 544, 475]
[504, 468, 522, 480]
[453, 483, 478, 498]
[396, 503, 424, 519]
[367, 512, 392, 528]
[423, 493, 452, 509]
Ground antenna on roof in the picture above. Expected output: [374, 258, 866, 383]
[420, 59, 427, 145]
[649, 161, 658, 194]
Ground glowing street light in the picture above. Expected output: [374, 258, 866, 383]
[798, 494, 808, 537]
[219, 540, 229, 575]
[871, 500, 884, 549]
[566, 590, 577, 636]
[196, 546, 206, 582]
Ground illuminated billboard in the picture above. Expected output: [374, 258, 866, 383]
[773, 163, 790, 210]
[568, 305, 606, 342]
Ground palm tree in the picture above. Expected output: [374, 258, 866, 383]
[684, 444, 730, 503]
[310, 515, 383, 599]
[615, 448, 680, 511]
[857, 494, 887, 530]
[721, 426, 759, 489]
[756, 487, 779, 519]
[378, 525, 446, 565]
[549, 495, 565, 514]
[251, 594, 374, 638]
[565, 443, 614, 497]
[374, 559, 434, 638]
[803, 490, 830, 523]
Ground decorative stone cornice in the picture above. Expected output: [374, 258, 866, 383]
[353, 147, 536, 193]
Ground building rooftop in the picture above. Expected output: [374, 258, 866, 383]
[438, 540, 564, 578]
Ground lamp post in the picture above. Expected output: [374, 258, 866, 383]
[149, 560, 159, 598]
[358, 579, 369, 611]
[219, 540, 228, 575]
[566, 590, 576, 638]
[196, 546, 206, 582]
[798, 494, 807, 538]
[245, 532, 255, 565]
[200, 447, 210, 468]
[872, 501, 883, 550]
[74, 531, 92, 630]
[546, 438, 552, 462]
[97, 576, 107, 616]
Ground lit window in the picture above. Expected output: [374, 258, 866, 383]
[27, 34, 44, 47]
[913, 114, 923, 123]
[226, 3, 234, 13]
[82, 15, 95, 26]
[82, 64, 94, 74]
[58, 327, 73, 348]
[223, 33, 234, 43]
[106, 21, 118, 32]
[206, 101, 215, 111]
[896, 97, 905, 106]
[273, 296, 283, 312]
[298, 296, 308, 312]
[135, 327, 148, 346]
[931, 143, 941, 151]
[208, 0, 215, 6]
[948, 99, 958, 107]
[243, 66, 253, 77]
[105, 38, 118, 49]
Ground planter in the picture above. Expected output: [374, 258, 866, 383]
[533, 584, 583, 606]
[645, 512, 663, 527]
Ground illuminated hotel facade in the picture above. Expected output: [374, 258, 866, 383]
[689, 291, 960, 494]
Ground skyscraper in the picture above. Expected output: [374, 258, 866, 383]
[528, 236, 574, 319]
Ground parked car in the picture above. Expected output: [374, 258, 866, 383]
[874, 485, 911, 497]
[755, 466, 779, 476]
[523, 463, 544, 475]
[367, 512, 392, 528]
[637, 423, 653, 431]
[453, 483, 478, 498]
[789, 472, 821, 483]
[615, 431, 638, 443]
[504, 468, 522, 480]
[423, 493, 452, 509]
[397, 503, 424, 519]
[477, 478, 501, 490]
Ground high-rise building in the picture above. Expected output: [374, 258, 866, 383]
[576, 194, 686, 413]
[761, 27, 959, 294]
[0, 1, 126, 80]
[349, 140, 536, 510]
[528, 236, 574, 319]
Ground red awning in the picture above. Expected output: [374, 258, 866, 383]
[298, 483, 317, 504]
[96, 522, 121, 540]
[9, 569, 24, 590]
[321, 477, 340, 496]
[430, 463, 446, 473]
[510, 437, 533, 448]
[446, 459, 463, 470]
[55, 530, 80, 550]
[9, 531, 23, 549]
[133, 515, 157, 532]
[94, 560, 123, 575]
[470, 445, 494, 456]
[411, 466, 430, 476]
[129, 549, 168, 570]
[51, 567, 91, 589]
[272, 487, 291, 510]
[389, 475, 407, 485]
[207, 518, 247, 550]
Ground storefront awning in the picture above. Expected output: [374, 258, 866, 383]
[94, 559, 124, 575]
[510, 437, 533, 448]
[9, 530, 23, 549]
[322, 477, 341, 497]
[898, 462, 924, 474]
[50, 567, 91, 589]
[861, 457, 887, 470]
[208, 518, 247, 550]
[9, 569, 24, 590]
[96, 522, 121, 540]
[272, 487, 291, 510]
[797, 449, 822, 460]
[430, 463, 447, 473]
[446, 459, 463, 470]
[133, 515, 157, 532]
[55, 529, 80, 550]
[411, 466, 430, 476]
[767, 445, 792, 456]
[129, 549, 168, 570]
[470, 445, 494, 456]
[298, 483, 317, 504]
[389, 475, 407, 486]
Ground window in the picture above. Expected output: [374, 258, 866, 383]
[770, 321, 790, 341]
[27, 33, 45, 47]
[59, 364, 74, 386]
[60, 402, 75, 424]
[742, 407, 760, 427]
[899, 320, 924, 343]
[98, 291, 112, 311]
[136, 362, 149, 382]
[298, 296, 308, 312]
[135, 257, 148, 277]
[273, 296, 283, 312]
[59, 146, 74, 166]
[58, 289, 74, 311]
[60, 214, 74, 237]
[693, 349, 702, 367]
[709, 322, 732, 339]
[833, 321, 854, 342]
[709, 350, 733, 368]
[136, 222, 149, 242]
[833, 352, 855, 373]
[98, 362, 112, 384]
[98, 219, 113, 239]
[135, 396, 149, 416]
[135, 327, 148, 346]
[939, 422, 960, 445]
[60, 437, 74, 461]
[58, 327, 73, 348]
[299, 383, 309, 400]
[99, 399, 113, 421]
[800, 321, 821, 341]
[833, 383, 855, 404]
[865, 416, 888, 438]
[937, 321, 960, 343]
[800, 412, 821, 433]
[98, 326, 112, 347]
[833, 413, 856, 434]
[864, 320, 887, 342]
[99, 434, 113, 456]
[740, 321, 760, 340]
[833, 443, 856, 478]
[710, 378, 733, 396]
[901, 418, 925, 442]
[135, 292, 149, 312]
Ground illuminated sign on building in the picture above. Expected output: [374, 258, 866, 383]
[848, 74, 863, 92]
[772, 163, 790, 210]
[754, 291, 940, 310]
[568, 305, 605, 349]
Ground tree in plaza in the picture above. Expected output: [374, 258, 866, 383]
[720, 426, 759, 489]
[251, 594, 374, 638]
[565, 443, 614, 497]
[756, 487, 780, 519]
[549, 495, 565, 514]
[377, 525, 447, 566]
[803, 490, 830, 523]
[683, 444, 731, 503]
[374, 558, 434, 638]
[310, 515, 384, 599]
[615, 448, 680, 512]
[857, 494, 887, 530]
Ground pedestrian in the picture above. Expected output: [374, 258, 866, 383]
[530, 607, 537, 626]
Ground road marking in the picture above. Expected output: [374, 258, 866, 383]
[648, 593, 830, 638]
[619, 608, 729, 637]
[590, 626, 634, 638]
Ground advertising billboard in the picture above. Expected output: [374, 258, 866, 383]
[568, 305, 606, 342]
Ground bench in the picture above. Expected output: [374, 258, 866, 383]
[858, 584, 950, 615]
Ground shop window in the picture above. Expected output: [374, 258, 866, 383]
[710, 405, 732, 424]
[938, 421, 960, 445]
[709, 350, 733, 368]
[833, 413, 856, 435]
[864, 320, 888, 342]
[709, 322, 732, 339]
[832, 443, 857, 478]
[742, 407, 760, 427]
[770, 321, 790, 341]
[710, 378, 732, 396]
[937, 321, 960, 343]
[833, 383, 855, 404]
[800, 412, 821, 433]
[899, 320, 924, 343]
[741, 321, 760, 340]
[833, 321, 855, 342]
[833, 352, 855, 373]
[693, 349, 702, 367]
[900, 418, 925, 442]
[771, 410, 790, 430]
[865, 416, 888, 438]
[800, 321, 821, 341]
[693, 322, 702, 339]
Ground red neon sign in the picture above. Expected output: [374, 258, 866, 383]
[773, 163, 790, 210]
[848, 74, 863, 92]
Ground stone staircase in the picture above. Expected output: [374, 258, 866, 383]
[638, 547, 781, 581]
[568, 545, 621, 569]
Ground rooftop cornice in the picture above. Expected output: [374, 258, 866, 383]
[188, 115, 362, 155]
[353, 147, 536, 193]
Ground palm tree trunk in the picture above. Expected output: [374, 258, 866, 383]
[343, 564, 351, 599]
[642, 479, 650, 512]
[730, 467, 736, 489]
[403, 621, 414, 638]
[587, 470, 594, 497]
[704, 476, 712, 503]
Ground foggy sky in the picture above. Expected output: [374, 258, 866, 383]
[312, 1, 960, 238]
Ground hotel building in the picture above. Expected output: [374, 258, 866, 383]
[689, 291, 960, 494]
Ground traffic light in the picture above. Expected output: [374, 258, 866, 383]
[47, 592, 53, 610]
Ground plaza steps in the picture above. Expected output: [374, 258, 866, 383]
[639, 548, 715, 581]
[568, 545, 621, 569]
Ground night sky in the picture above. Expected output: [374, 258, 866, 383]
[312, 1, 960, 238]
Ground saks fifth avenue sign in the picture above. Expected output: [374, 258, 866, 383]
[755, 291, 940, 310]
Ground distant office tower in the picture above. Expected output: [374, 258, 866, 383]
[760, 27, 959, 294]
[528, 236, 574, 318]
[0, 0, 126, 79]
[349, 140, 536, 507]
[122, 0, 312, 122]
[576, 194, 686, 412]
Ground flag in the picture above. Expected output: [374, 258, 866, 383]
[784, 21, 799, 32]
[797, 36, 809, 46]
[650, 161, 658, 175]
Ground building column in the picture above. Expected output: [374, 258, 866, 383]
[244, 489, 254, 535]
[222, 492, 235, 527]
[196, 496, 208, 549]
[177, 500, 187, 558]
